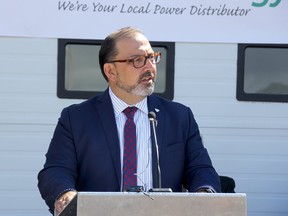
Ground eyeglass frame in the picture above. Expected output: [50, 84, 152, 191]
[107, 52, 162, 68]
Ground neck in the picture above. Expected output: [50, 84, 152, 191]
[110, 86, 145, 105]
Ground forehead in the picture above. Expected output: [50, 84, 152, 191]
[115, 33, 153, 56]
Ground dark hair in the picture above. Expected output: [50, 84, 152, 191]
[99, 27, 143, 81]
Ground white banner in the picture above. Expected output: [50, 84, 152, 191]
[0, 0, 287, 43]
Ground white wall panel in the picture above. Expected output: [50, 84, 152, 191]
[0, 38, 287, 216]
[173, 43, 288, 216]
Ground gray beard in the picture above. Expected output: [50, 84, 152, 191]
[115, 71, 155, 97]
[116, 79, 154, 97]
[131, 82, 154, 96]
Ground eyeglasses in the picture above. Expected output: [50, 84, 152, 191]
[107, 52, 161, 68]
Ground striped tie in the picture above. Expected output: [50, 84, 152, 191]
[122, 106, 138, 191]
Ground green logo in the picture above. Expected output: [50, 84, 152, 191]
[252, 0, 281, 7]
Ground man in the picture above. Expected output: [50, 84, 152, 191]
[38, 27, 221, 215]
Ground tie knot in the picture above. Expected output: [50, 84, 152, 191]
[123, 106, 137, 119]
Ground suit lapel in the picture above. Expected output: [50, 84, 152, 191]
[94, 90, 121, 189]
[92, 93, 166, 189]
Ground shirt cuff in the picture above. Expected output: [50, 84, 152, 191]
[55, 188, 77, 200]
[196, 186, 216, 193]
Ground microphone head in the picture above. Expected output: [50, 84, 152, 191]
[148, 111, 156, 120]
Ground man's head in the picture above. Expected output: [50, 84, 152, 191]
[99, 27, 161, 104]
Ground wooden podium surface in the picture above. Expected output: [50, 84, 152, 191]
[59, 192, 246, 216]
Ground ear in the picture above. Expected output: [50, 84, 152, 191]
[103, 63, 116, 82]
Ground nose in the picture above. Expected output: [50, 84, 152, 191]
[143, 59, 157, 79]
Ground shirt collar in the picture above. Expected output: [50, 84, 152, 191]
[109, 87, 148, 116]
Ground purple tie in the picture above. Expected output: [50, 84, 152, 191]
[122, 106, 138, 191]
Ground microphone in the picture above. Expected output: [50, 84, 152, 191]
[148, 111, 172, 193]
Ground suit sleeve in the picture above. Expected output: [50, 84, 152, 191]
[37, 107, 78, 213]
[183, 107, 221, 192]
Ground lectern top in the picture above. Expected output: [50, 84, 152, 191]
[59, 192, 246, 216]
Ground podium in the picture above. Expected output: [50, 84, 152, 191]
[59, 192, 246, 216]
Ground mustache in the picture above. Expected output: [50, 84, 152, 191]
[139, 71, 154, 80]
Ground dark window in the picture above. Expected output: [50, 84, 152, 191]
[237, 44, 288, 102]
[57, 39, 175, 100]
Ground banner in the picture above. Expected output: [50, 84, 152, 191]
[0, 0, 287, 43]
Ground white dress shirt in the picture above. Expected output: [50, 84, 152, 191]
[109, 88, 153, 191]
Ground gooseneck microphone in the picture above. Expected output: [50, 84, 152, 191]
[148, 111, 172, 193]
[148, 112, 161, 188]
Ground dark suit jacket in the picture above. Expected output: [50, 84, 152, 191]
[38, 90, 220, 212]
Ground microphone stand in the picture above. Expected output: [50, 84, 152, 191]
[148, 112, 172, 193]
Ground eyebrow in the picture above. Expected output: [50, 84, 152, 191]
[129, 52, 154, 58]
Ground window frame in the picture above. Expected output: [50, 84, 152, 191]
[57, 39, 175, 100]
[236, 43, 288, 103]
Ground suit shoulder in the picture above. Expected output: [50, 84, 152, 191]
[150, 95, 190, 110]
[62, 94, 103, 114]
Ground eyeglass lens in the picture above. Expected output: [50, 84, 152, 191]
[133, 53, 161, 68]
